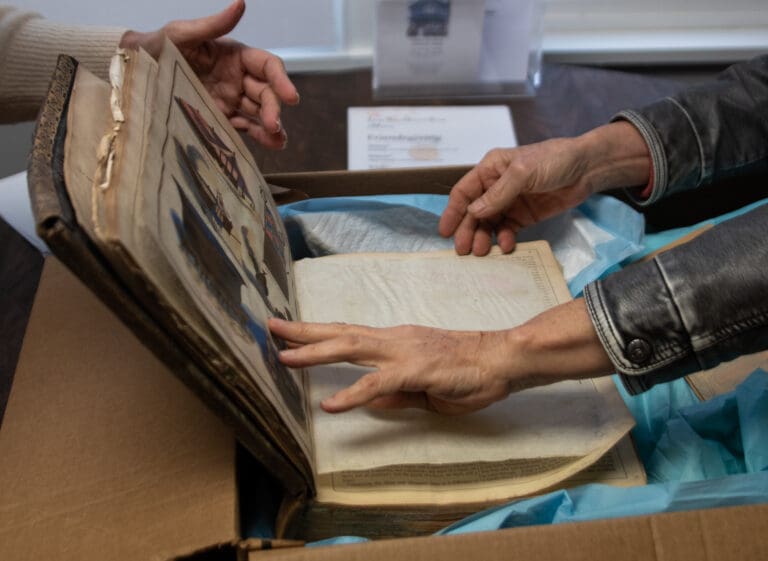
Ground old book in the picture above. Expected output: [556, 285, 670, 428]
[28, 40, 644, 541]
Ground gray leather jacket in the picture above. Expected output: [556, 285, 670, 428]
[583, 55, 768, 394]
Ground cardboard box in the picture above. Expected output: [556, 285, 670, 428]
[0, 258, 240, 561]
[3, 168, 768, 560]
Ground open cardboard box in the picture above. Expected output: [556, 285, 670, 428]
[2, 169, 768, 561]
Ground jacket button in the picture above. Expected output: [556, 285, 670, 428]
[626, 338, 652, 364]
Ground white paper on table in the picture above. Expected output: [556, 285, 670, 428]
[347, 105, 517, 170]
[374, 0, 486, 88]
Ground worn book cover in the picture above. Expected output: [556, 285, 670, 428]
[28, 40, 645, 540]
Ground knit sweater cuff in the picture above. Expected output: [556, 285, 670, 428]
[0, 14, 126, 123]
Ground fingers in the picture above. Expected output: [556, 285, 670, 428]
[439, 150, 525, 255]
[320, 371, 405, 413]
[278, 339, 376, 369]
[452, 212, 477, 255]
[366, 392, 427, 410]
[164, 0, 245, 46]
[241, 49, 300, 106]
[268, 318, 381, 366]
[230, 116, 286, 150]
[239, 52, 299, 149]
[495, 221, 518, 253]
[269, 318, 363, 345]
[269, 318, 410, 413]
[242, 74, 285, 134]
[471, 222, 494, 256]
[467, 165, 524, 220]
[438, 167, 483, 239]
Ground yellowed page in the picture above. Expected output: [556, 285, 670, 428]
[70, 41, 312, 466]
[63, 65, 111, 235]
[315, 433, 645, 506]
[295, 243, 639, 504]
[134, 42, 310, 458]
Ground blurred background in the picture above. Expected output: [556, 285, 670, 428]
[2, 0, 767, 176]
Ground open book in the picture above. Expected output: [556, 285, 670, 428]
[28, 40, 644, 540]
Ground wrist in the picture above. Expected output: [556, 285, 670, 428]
[576, 121, 651, 194]
[504, 299, 614, 387]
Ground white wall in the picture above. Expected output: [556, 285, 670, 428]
[11, 0, 342, 50]
[11, 0, 768, 70]
[543, 0, 768, 63]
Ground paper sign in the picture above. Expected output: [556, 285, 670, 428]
[374, 0, 486, 88]
[347, 105, 516, 170]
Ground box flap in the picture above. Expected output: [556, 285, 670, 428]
[247, 503, 768, 560]
[265, 166, 470, 199]
[0, 257, 239, 561]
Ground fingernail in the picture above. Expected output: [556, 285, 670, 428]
[468, 200, 487, 215]
[281, 136, 289, 150]
[274, 119, 282, 133]
[321, 396, 339, 410]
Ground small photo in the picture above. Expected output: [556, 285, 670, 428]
[407, 0, 451, 37]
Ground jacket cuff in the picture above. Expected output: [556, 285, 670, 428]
[612, 101, 705, 206]
[611, 110, 666, 206]
[583, 261, 702, 394]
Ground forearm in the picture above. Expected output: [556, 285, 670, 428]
[573, 121, 652, 195]
[505, 298, 615, 390]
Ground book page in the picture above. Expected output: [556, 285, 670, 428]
[85, 41, 312, 462]
[295, 243, 638, 504]
[63, 65, 113, 237]
[144, 43, 310, 455]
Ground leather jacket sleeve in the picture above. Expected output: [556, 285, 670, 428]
[614, 54, 768, 206]
[583, 55, 768, 394]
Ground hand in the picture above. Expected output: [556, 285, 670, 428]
[268, 299, 613, 415]
[120, 0, 299, 150]
[269, 319, 521, 415]
[438, 122, 651, 256]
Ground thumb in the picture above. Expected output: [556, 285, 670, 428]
[164, 0, 245, 46]
[467, 173, 522, 219]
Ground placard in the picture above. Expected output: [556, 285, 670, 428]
[374, 0, 542, 98]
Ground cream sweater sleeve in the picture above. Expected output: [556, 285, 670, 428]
[0, 5, 126, 123]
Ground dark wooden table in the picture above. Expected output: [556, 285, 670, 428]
[250, 64, 686, 173]
[0, 63, 692, 425]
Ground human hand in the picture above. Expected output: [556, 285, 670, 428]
[438, 122, 651, 256]
[120, 0, 299, 150]
[268, 318, 521, 415]
[269, 299, 613, 415]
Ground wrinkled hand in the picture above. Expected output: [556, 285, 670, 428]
[269, 318, 527, 415]
[438, 122, 651, 256]
[269, 300, 614, 415]
[121, 0, 299, 149]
